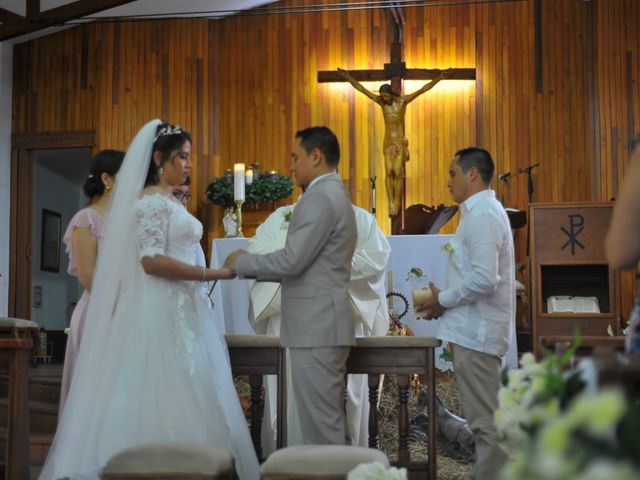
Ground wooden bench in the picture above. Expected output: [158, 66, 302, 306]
[225, 334, 441, 479]
[538, 335, 625, 359]
[0, 317, 39, 480]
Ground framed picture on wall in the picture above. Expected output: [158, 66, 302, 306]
[41, 209, 61, 273]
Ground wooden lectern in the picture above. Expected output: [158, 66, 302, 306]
[529, 202, 621, 355]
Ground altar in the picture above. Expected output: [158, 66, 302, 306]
[210, 234, 453, 338]
[211, 233, 518, 370]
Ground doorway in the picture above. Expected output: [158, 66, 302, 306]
[9, 131, 96, 350]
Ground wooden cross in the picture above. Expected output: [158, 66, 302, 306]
[318, 8, 475, 233]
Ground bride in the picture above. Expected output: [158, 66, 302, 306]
[40, 120, 260, 480]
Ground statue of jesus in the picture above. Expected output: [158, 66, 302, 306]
[337, 67, 452, 216]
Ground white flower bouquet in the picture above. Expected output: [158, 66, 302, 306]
[496, 341, 640, 479]
[347, 462, 407, 480]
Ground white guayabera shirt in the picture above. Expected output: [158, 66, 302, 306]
[437, 189, 516, 358]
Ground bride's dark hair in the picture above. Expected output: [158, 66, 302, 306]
[144, 122, 192, 187]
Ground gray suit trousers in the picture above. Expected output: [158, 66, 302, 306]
[289, 347, 351, 445]
[452, 343, 507, 480]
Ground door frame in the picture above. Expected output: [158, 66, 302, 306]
[8, 130, 97, 319]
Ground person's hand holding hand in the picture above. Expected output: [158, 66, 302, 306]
[223, 249, 248, 271]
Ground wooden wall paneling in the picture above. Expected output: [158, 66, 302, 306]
[10, 0, 640, 320]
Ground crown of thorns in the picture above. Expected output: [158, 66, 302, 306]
[154, 124, 184, 142]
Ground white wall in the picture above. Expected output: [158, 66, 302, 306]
[0, 43, 13, 317]
[31, 163, 83, 330]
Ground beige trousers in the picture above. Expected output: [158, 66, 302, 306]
[289, 346, 351, 445]
[451, 343, 507, 480]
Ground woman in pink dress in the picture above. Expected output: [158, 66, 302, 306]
[60, 149, 125, 412]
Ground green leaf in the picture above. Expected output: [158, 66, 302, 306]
[206, 173, 293, 208]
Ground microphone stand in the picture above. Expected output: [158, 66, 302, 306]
[519, 163, 540, 203]
[517, 162, 540, 257]
[370, 176, 377, 216]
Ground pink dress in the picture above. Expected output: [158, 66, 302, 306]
[60, 207, 105, 412]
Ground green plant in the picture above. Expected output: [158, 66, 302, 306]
[206, 173, 293, 209]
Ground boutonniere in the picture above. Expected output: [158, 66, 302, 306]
[280, 208, 294, 230]
[406, 267, 424, 283]
[441, 242, 454, 255]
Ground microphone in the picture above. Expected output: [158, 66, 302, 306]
[498, 172, 512, 182]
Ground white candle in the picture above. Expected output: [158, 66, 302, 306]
[234, 163, 245, 202]
[245, 169, 254, 185]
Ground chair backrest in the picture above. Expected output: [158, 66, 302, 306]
[426, 205, 458, 234]
[393, 204, 458, 235]
[392, 204, 435, 234]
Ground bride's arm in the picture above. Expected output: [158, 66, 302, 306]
[136, 196, 232, 280]
[141, 254, 235, 281]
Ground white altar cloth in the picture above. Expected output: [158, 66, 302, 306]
[210, 234, 453, 339]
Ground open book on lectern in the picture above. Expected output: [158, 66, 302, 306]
[547, 295, 601, 314]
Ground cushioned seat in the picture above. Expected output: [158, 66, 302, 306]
[260, 445, 389, 480]
[100, 443, 235, 479]
[0, 317, 39, 330]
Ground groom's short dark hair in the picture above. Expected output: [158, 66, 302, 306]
[295, 126, 340, 168]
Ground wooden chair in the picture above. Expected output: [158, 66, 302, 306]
[393, 204, 458, 235]
[347, 336, 441, 479]
[426, 205, 458, 234]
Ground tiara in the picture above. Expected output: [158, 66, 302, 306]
[154, 124, 183, 142]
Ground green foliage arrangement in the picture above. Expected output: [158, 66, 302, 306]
[206, 173, 294, 209]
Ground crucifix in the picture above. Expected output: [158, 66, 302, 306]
[318, 7, 475, 233]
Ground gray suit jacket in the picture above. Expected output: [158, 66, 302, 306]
[236, 173, 357, 348]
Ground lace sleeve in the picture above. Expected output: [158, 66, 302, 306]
[135, 195, 170, 259]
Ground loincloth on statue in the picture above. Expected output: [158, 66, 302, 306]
[383, 138, 410, 163]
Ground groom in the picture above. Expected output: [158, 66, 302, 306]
[225, 126, 357, 445]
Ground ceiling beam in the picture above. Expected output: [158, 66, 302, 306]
[26, 0, 39, 20]
[0, 0, 137, 42]
[0, 8, 23, 24]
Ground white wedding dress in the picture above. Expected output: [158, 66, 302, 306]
[40, 192, 260, 479]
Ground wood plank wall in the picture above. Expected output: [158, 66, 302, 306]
[11, 0, 640, 317]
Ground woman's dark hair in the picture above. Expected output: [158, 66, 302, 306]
[82, 149, 125, 198]
[144, 122, 192, 187]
